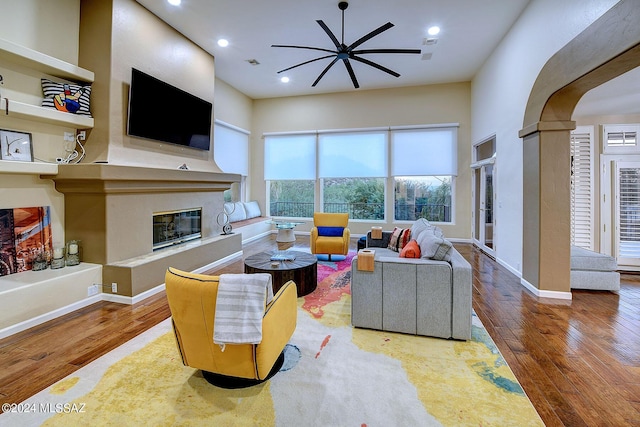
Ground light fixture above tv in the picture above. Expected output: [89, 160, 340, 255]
[127, 68, 212, 151]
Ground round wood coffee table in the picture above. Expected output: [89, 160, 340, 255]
[244, 251, 317, 296]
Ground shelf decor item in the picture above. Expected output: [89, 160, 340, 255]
[65, 240, 80, 266]
[51, 246, 65, 269]
[32, 251, 48, 271]
[0, 129, 33, 162]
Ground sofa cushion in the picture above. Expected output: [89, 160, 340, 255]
[417, 231, 453, 262]
[317, 226, 344, 237]
[400, 239, 421, 258]
[243, 201, 262, 219]
[570, 246, 618, 272]
[387, 227, 411, 252]
[224, 202, 247, 223]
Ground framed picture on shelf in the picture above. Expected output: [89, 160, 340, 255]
[0, 129, 33, 162]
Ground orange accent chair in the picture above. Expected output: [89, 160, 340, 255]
[310, 212, 350, 260]
[165, 267, 297, 388]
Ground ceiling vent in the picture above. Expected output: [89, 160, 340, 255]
[421, 53, 433, 61]
[423, 38, 438, 46]
[246, 59, 260, 66]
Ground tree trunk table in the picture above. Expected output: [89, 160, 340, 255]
[244, 251, 317, 296]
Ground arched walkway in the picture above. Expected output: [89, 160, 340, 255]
[519, 0, 640, 297]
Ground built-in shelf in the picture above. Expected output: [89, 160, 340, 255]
[0, 98, 94, 129]
[0, 160, 58, 175]
[0, 38, 94, 83]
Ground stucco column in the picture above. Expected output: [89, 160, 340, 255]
[521, 126, 572, 294]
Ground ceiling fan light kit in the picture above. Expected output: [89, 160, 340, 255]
[271, 1, 420, 89]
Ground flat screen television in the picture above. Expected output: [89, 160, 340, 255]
[127, 68, 212, 151]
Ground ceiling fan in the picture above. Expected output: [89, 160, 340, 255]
[271, 1, 421, 89]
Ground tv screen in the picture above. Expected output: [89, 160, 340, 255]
[127, 68, 212, 151]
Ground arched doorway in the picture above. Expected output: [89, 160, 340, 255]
[519, 0, 640, 297]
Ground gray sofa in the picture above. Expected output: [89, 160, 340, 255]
[351, 220, 472, 340]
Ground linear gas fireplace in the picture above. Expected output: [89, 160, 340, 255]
[153, 208, 202, 251]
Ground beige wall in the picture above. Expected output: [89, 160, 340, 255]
[251, 83, 472, 238]
[79, 0, 220, 171]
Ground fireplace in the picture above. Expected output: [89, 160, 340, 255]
[153, 208, 202, 250]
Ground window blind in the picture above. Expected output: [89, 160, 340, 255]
[264, 134, 316, 180]
[570, 128, 593, 250]
[214, 121, 249, 175]
[318, 131, 387, 178]
[391, 128, 457, 176]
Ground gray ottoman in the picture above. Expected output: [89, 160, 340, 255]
[570, 246, 620, 291]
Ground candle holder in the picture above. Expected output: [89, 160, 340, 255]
[51, 246, 65, 269]
[32, 251, 49, 271]
[66, 240, 80, 266]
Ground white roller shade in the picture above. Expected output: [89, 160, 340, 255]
[318, 131, 387, 178]
[391, 128, 457, 176]
[214, 122, 249, 175]
[264, 134, 316, 180]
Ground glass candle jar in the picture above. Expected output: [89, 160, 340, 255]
[66, 240, 80, 266]
[51, 246, 65, 269]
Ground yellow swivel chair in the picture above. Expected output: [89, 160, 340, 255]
[165, 267, 297, 388]
[310, 212, 350, 261]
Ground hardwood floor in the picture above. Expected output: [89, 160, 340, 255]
[1, 235, 639, 425]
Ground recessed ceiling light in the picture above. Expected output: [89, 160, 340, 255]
[168, 0, 181, 6]
[427, 26, 440, 36]
[280, 77, 290, 83]
[217, 39, 229, 47]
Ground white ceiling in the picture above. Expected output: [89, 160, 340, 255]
[135, 0, 639, 116]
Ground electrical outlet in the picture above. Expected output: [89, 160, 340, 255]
[64, 132, 75, 142]
[87, 284, 99, 296]
[111, 282, 118, 293]
[78, 130, 86, 140]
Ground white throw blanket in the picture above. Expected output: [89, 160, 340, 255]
[213, 273, 274, 351]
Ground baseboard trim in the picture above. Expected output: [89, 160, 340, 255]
[520, 277, 573, 300]
[0, 294, 103, 340]
[0, 251, 244, 338]
[497, 256, 522, 278]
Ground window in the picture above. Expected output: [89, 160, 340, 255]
[263, 125, 458, 222]
[391, 128, 457, 222]
[319, 131, 386, 220]
[570, 126, 594, 250]
[265, 134, 316, 218]
[603, 124, 639, 153]
[214, 121, 249, 201]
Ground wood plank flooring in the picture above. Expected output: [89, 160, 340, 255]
[1, 235, 639, 426]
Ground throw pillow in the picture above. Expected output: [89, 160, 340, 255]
[399, 239, 421, 258]
[317, 226, 344, 237]
[224, 201, 247, 222]
[41, 78, 92, 116]
[409, 218, 432, 241]
[416, 231, 453, 262]
[387, 227, 411, 252]
[243, 201, 262, 219]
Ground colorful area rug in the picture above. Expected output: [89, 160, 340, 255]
[2, 251, 543, 426]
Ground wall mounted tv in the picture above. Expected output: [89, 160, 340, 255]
[127, 68, 212, 151]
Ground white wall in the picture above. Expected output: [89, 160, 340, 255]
[471, 0, 619, 275]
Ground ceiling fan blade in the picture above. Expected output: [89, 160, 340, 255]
[316, 20, 341, 49]
[352, 48, 422, 55]
[271, 44, 336, 54]
[350, 56, 400, 78]
[312, 57, 340, 87]
[342, 58, 360, 89]
[348, 22, 394, 51]
[277, 54, 337, 74]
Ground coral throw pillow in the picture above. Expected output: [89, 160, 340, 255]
[400, 239, 421, 258]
